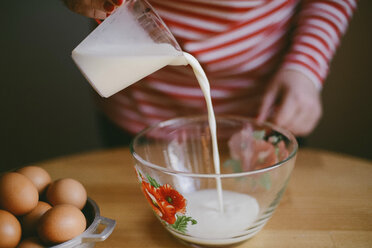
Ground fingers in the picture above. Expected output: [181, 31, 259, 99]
[273, 92, 298, 128]
[286, 109, 309, 135]
[257, 84, 279, 123]
[80, 8, 107, 19]
[91, 0, 116, 12]
[63, 0, 123, 19]
[287, 98, 322, 136]
[273, 92, 322, 136]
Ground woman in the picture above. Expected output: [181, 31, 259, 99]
[63, 0, 356, 140]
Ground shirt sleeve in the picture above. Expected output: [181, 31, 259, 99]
[281, 0, 357, 89]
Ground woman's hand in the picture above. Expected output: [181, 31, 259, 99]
[257, 69, 322, 136]
[62, 0, 123, 19]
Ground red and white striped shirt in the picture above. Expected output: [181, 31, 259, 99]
[100, 0, 356, 134]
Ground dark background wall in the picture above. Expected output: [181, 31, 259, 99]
[1, 1, 371, 172]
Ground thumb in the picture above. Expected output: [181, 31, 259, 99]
[257, 83, 279, 123]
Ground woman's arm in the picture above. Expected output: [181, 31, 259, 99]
[258, 0, 357, 136]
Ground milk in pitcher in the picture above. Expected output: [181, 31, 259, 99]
[72, 2, 187, 98]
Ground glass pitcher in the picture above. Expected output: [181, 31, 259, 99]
[72, 0, 187, 97]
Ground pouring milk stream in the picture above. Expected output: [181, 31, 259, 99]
[72, 0, 259, 243]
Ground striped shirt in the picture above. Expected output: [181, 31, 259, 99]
[99, 0, 356, 134]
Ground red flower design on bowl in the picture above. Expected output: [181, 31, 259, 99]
[140, 178, 187, 225]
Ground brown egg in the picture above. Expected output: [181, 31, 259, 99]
[0, 210, 22, 248]
[46, 178, 87, 209]
[37, 205, 86, 244]
[17, 166, 51, 194]
[16, 237, 44, 248]
[21, 201, 52, 236]
[0, 173, 39, 216]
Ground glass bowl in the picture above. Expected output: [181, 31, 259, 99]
[131, 116, 297, 247]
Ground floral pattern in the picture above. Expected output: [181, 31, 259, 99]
[227, 126, 289, 171]
[136, 169, 197, 233]
[224, 126, 290, 190]
[157, 184, 186, 214]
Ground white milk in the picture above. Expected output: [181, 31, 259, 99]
[176, 54, 259, 245]
[182, 53, 224, 213]
[72, 43, 186, 97]
[170, 189, 259, 246]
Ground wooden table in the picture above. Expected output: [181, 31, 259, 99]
[35, 148, 372, 248]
